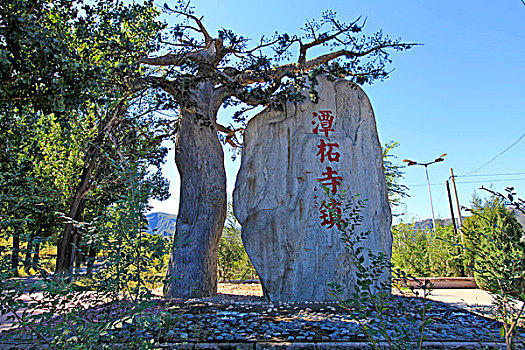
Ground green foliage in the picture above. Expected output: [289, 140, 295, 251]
[383, 141, 409, 214]
[0, 159, 171, 349]
[325, 187, 432, 349]
[217, 205, 257, 282]
[84, 161, 171, 296]
[0, 0, 164, 113]
[0, 110, 61, 276]
[392, 224, 466, 277]
[462, 190, 525, 298]
[460, 187, 525, 349]
[0, 0, 170, 275]
[0, 0, 172, 341]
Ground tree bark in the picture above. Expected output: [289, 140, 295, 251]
[32, 242, 40, 270]
[74, 231, 83, 269]
[55, 156, 96, 275]
[23, 231, 34, 274]
[54, 100, 126, 276]
[163, 92, 227, 298]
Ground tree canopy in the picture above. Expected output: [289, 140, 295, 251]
[138, 4, 415, 123]
[0, 0, 171, 275]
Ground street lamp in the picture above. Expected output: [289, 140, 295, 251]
[403, 153, 447, 232]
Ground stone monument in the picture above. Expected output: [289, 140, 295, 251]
[233, 76, 392, 302]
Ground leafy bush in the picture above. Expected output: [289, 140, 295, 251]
[463, 189, 525, 298]
[325, 188, 433, 349]
[460, 187, 525, 349]
[0, 160, 171, 349]
[383, 141, 409, 216]
[392, 223, 466, 277]
[217, 205, 257, 282]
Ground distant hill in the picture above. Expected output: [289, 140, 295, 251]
[408, 208, 525, 233]
[146, 212, 177, 237]
[399, 217, 467, 231]
[411, 217, 462, 231]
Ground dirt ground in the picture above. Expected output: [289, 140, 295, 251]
[151, 282, 264, 299]
[217, 283, 263, 297]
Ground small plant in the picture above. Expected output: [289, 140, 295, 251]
[392, 223, 468, 278]
[218, 204, 257, 282]
[461, 186, 525, 349]
[325, 187, 433, 349]
[0, 159, 171, 349]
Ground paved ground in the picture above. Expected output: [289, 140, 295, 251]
[420, 288, 524, 318]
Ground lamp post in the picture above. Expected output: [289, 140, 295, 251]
[403, 154, 447, 232]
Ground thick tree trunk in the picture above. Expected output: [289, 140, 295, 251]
[55, 158, 95, 275]
[163, 104, 227, 298]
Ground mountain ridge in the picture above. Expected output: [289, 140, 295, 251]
[146, 212, 176, 237]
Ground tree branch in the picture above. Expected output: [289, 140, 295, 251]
[164, 4, 213, 45]
[244, 36, 282, 54]
[139, 50, 207, 66]
[298, 17, 361, 65]
[216, 123, 243, 147]
[223, 41, 414, 87]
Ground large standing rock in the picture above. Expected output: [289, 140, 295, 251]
[233, 76, 392, 302]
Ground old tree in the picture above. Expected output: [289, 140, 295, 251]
[139, 4, 414, 298]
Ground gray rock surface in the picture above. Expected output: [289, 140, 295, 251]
[233, 76, 392, 302]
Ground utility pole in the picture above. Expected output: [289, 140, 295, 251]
[450, 168, 464, 246]
[450, 167, 467, 275]
[446, 180, 459, 243]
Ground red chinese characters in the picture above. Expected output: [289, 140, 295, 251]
[316, 139, 340, 163]
[312, 110, 335, 137]
[312, 109, 344, 229]
[319, 199, 343, 229]
[318, 166, 342, 194]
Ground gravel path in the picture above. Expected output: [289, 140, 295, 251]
[155, 286, 524, 344]
[151, 283, 525, 345]
[1, 282, 524, 348]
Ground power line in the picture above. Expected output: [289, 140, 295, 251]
[408, 177, 525, 187]
[459, 172, 525, 178]
[435, 187, 447, 207]
[461, 130, 525, 177]
[456, 178, 525, 185]
[407, 182, 445, 187]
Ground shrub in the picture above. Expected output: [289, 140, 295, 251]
[392, 223, 466, 277]
[461, 187, 525, 349]
[463, 189, 525, 298]
[217, 205, 257, 282]
[325, 188, 433, 349]
[0, 160, 171, 349]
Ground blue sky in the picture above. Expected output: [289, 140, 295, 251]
[149, 0, 525, 222]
